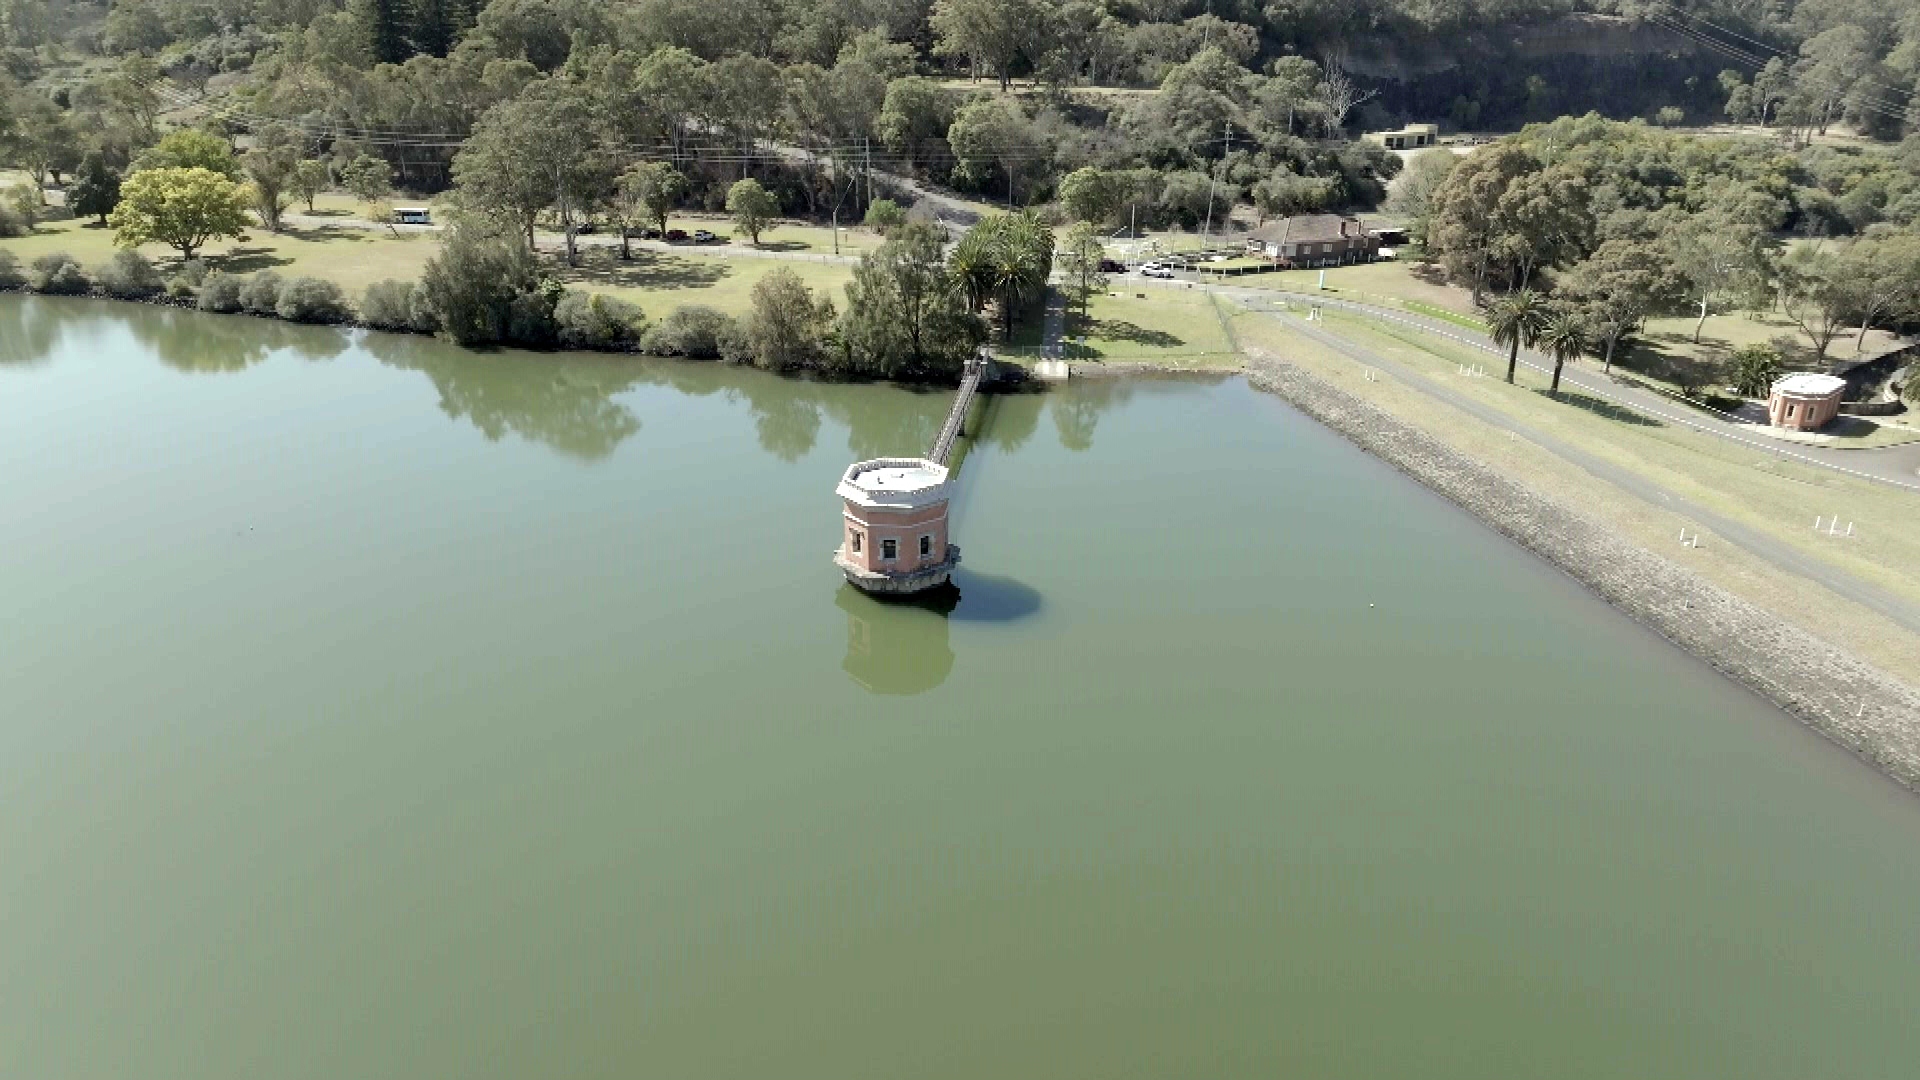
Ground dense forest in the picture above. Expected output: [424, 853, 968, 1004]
[11, 0, 1920, 377]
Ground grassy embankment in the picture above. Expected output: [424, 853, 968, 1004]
[1225, 258, 1913, 397]
[0, 188, 861, 322]
[1234, 309, 1920, 676]
[998, 284, 1242, 369]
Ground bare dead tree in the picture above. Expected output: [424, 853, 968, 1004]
[1315, 62, 1378, 135]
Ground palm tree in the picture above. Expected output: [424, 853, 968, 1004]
[1535, 309, 1589, 397]
[1486, 289, 1548, 384]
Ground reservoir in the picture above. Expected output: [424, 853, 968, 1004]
[4, 294, 1919, 1079]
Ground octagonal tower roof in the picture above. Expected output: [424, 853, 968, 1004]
[836, 458, 950, 511]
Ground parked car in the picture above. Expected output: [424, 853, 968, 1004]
[1140, 262, 1175, 278]
[666, 229, 689, 242]
[1098, 258, 1125, 273]
[576, 221, 597, 234]
[692, 229, 719, 243]
[638, 227, 663, 239]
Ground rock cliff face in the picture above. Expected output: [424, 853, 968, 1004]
[1335, 16, 1718, 129]
[1340, 14, 1696, 78]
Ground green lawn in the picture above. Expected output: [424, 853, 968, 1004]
[1312, 309, 1920, 608]
[1, 211, 856, 321]
[1000, 286, 1241, 369]
[0, 212, 439, 290]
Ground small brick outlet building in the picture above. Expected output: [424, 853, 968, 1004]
[1767, 373, 1847, 431]
[834, 458, 960, 594]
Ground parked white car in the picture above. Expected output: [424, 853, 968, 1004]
[1139, 262, 1175, 278]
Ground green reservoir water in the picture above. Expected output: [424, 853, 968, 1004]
[5, 294, 1920, 1079]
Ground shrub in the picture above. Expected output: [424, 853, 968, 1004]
[173, 259, 210, 287]
[166, 276, 198, 299]
[0, 201, 24, 238]
[28, 253, 89, 295]
[239, 270, 283, 314]
[1730, 343, 1785, 397]
[554, 290, 647, 350]
[275, 276, 346, 323]
[361, 279, 421, 331]
[0, 250, 21, 287]
[864, 198, 908, 232]
[197, 271, 246, 312]
[641, 304, 736, 359]
[97, 250, 163, 298]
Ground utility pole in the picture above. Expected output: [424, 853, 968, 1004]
[830, 151, 839, 256]
[1201, 122, 1230, 248]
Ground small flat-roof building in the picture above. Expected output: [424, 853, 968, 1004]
[834, 458, 959, 594]
[1245, 215, 1380, 267]
[1767, 373, 1847, 431]
[1364, 123, 1439, 151]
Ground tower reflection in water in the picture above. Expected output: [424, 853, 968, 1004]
[833, 572, 1042, 696]
[835, 583, 957, 696]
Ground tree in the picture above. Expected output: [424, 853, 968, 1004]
[1487, 289, 1548, 384]
[726, 178, 780, 246]
[863, 199, 907, 232]
[453, 79, 609, 262]
[1057, 221, 1107, 319]
[1729, 343, 1784, 397]
[1834, 233, 1920, 351]
[1490, 164, 1592, 288]
[620, 162, 685, 241]
[1535, 308, 1589, 397]
[132, 129, 239, 180]
[108, 167, 252, 260]
[953, 210, 1053, 337]
[1557, 238, 1685, 372]
[838, 221, 984, 378]
[1312, 63, 1376, 134]
[948, 95, 1038, 204]
[1057, 167, 1119, 224]
[290, 160, 331, 214]
[416, 215, 561, 346]
[1776, 246, 1850, 358]
[339, 155, 393, 212]
[348, 0, 413, 65]
[241, 128, 301, 233]
[67, 153, 121, 224]
[1250, 170, 1333, 223]
[877, 77, 953, 167]
[8, 92, 75, 201]
[1387, 149, 1458, 249]
[930, 0, 1036, 91]
[1665, 210, 1768, 343]
[744, 267, 835, 371]
[1428, 143, 1537, 302]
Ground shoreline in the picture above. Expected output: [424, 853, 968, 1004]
[1243, 350, 1920, 794]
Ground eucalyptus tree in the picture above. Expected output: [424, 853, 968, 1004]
[453, 78, 611, 263]
[1558, 238, 1685, 372]
[839, 222, 984, 379]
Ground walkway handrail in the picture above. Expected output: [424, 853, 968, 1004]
[928, 351, 987, 466]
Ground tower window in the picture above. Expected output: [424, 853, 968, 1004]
[882, 538, 897, 560]
[850, 531, 862, 554]
[919, 535, 932, 557]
